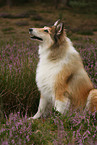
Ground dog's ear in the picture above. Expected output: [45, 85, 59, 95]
[56, 22, 64, 36]
[54, 19, 60, 27]
[54, 21, 65, 43]
[54, 22, 65, 43]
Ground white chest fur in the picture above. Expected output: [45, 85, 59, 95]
[36, 58, 63, 103]
[36, 41, 78, 104]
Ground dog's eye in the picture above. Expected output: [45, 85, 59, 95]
[44, 29, 49, 33]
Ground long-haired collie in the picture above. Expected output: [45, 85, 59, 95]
[28, 20, 97, 119]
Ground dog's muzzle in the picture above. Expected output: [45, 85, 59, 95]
[29, 28, 43, 41]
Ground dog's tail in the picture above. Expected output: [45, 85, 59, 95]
[86, 89, 97, 112]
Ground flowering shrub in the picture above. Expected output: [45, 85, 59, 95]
[0, 112, 34, 144]
[0, 38, 97, 115]
[0, 41, 39, 115]
[52, 111, 97, 145]
[75, 38, 97, 88]
[0, 111, 97, 144]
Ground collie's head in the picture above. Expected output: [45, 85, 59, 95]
[29, 20, 66, 49]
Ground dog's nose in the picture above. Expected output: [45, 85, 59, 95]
[29, 28, 33, 32]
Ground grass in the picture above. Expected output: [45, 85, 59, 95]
[15, 21, 29, 26]
[77, 30, 94, 35]
[2, 27, 15, 33]
[0, 41, 39, 116]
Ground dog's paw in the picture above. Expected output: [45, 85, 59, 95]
[27, 117, 34, 121]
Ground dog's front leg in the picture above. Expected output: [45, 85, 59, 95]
[54, 89, 71, 114]
[55, 97, 70, 114]
[28, 95, 47, 120]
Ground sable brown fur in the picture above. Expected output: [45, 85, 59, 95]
[53, 28, 95, 110]
[54, 62, 94, 109]
[89, 89, 97, 111]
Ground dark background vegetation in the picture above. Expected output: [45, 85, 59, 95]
[0, 0, 97, 8]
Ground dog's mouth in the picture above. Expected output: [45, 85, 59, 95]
[30, 35, 43, 41]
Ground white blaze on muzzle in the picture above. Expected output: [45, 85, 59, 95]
[29, 28, 43, 41]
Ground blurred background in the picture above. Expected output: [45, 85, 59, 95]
[0, 0, 97, 43]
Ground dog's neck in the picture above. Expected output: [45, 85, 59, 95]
[38, 37, 78, 63]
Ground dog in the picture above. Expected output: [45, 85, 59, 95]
[29, 20, 97, 119]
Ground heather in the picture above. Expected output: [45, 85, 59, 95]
[0, 38, 97, 144]
[0, 110, 97, 144]
[75, 38, 97, 88]
[0, 41, 39, 116]
[0, 39, 97, 115]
